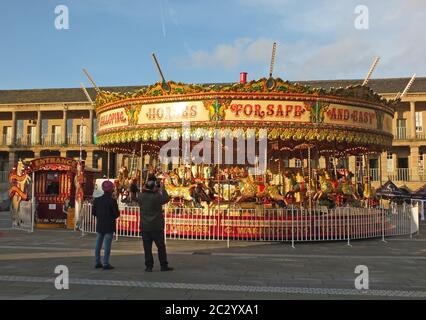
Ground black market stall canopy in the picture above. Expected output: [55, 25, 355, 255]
[412, 185, 426, 199]
[375, 180, 412, 199]
[93, 78, 398, 157]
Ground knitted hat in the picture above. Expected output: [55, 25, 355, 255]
[102, 180, 115, 193]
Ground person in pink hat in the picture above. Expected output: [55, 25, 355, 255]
[92, 180, 120, 270]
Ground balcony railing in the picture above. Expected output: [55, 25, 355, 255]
[67, 134, 89, 145]
[355, 168, 426, 182]
[394, 127, 407, 140]
[385, 169, 426, 182]
[394, 128, 426, 141]
[355, 168, 380, 182]
[415, 132, 426, 140]
[2, 134, 12, 146]
[15, 134, 37, 146]
[41, 134, 62, 146]
[0, 171, 8, 183]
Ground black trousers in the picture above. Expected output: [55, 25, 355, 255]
[141, 230, 168, 268]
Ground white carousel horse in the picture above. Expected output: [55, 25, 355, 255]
[9, 161, 32, 225]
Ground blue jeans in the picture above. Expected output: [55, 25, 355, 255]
[95, 232, 113, 266]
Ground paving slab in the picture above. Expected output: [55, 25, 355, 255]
[0, 212, 425, 300]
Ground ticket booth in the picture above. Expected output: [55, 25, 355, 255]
[29, 157, 96, 228]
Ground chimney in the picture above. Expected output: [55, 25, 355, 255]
[240, 72, 247, 83]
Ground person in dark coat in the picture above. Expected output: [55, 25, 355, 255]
[137, 179, 172, 272]
[92, 180, 120, 270]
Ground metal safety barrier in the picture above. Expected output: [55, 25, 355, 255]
[11, 200, 34, 233]
[80, 202, 418, 243]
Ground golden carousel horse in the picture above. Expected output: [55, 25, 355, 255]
[163, 172, 193, 204]
[213, 183, 236, 202]
[235, 176, 257, 203]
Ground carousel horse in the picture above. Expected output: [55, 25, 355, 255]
[190, 181, 212, 208]
[337, 173, 361, 206]
[203, 166, 212, 180]
[283, 171, 295, 205]
[177, 166, 186, 185]
[213, 182, 237, 202]
[313, 170, 334, 202]
[294, 171, 306, 204]
[184, 166, 193, 186]
[9, 160, 32, 225]
[235, 176, 257, 203]
[283, 171, 305, 205]
[191, 165, 198, 179]
[116, 166, 130, 191]
[163, 174, 193, 204]
[168, 169, 181, 186]
[263, 185, 285, 205]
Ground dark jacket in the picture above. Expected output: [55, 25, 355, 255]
[92, 193, 120, 234]
[137, 188, 170, 232]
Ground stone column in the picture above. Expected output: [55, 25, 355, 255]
[410, 146, 419, 182]
[392, 153, 397, 181]
[88, 109, 94, 144]
[8, 152, 16, 170]
[423, 151, 426, 181]
[62, 108, 68, 145]
[86, 151, 93, 168]
[318, 156, 326, 169]
[410, 101, 416, 139]
[380, 152, 388, 183]
[348, 156, 356, 173]
[36, 110, 41, 145]
[60, 151, 67, 158]
[11, 111, 17, 146]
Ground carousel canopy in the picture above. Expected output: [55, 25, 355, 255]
[376, 180, 411, 199]
[93, 78, 397, 156]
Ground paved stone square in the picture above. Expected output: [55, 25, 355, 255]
[0, 211, 425, 300]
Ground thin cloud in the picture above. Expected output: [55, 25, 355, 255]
[179, 0, 426, 80]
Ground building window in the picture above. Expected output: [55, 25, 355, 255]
[295, 159, 302, 168]
[52, 125, 61, 144]
[387, 153, 393, 172]
[283, 158, 289, 168]
[2, 126, 12, 145]
[419, 153, 424, 176]
[355, 156, 363, 168]
[396, 119, 407, 139]
[76, 125, 87, 144]
[415, 112, 423, 132]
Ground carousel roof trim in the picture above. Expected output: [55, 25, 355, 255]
[0, 77, 425, 105]
[93, 77, 400, 110]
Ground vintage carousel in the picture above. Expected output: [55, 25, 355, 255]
[94, 77, 395, 206]
[88, 54, 400, 240]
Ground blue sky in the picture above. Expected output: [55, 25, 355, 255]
[0, 0, 425, 89]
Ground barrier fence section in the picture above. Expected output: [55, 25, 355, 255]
[11, 200, 34, 233]
[80, 202, 418, 243]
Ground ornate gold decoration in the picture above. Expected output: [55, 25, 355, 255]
[94, 78, 399, 109]
[124, 104, 141, 126]
[202, 99, 232, 121]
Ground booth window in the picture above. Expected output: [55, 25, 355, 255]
[46, 173, 60, 195]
